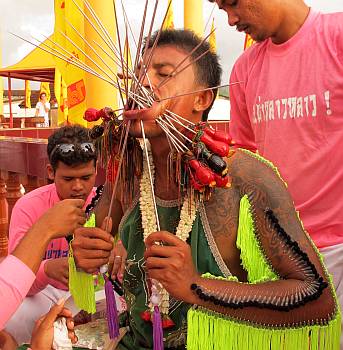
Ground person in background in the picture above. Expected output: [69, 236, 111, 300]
[209, 0, 343, 345]
[5, 125, 100, 346]
[0, 198, 85, 330]
[35, 92, 50, 127]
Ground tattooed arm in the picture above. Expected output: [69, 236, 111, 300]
[145, 149, 336, 326]
[94, 182, 124, 236]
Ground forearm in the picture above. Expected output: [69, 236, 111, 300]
[0, 256, 36, 329]
[188, 276, 336, 326]
[12, 222, 52, 274]
[27, 261, 50, 295]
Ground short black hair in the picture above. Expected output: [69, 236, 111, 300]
[143, 29, 222, 120]
[39, 92, 47, 99]
[47, 125, 97, 171]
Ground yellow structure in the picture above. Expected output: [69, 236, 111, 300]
[0, 36, 55, 81]
[184, 0, 204, 37]
[54, 0, 88, 126]
[25, 80, 31, 108]
[163, 0, 175, 30]
[84, 0, 118, 124]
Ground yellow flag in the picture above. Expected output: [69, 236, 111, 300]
[244, 34, 255, 50]
[54, 68, 61, 108]
[163, 0, 175, 30]
[25, 80, 31, 108]
[60, 78, 69, 125]
[122, 36, 133, 93]
[209, 18, 217, 53]
[54, 0, 87, 126]
[39, 82, 51, 101]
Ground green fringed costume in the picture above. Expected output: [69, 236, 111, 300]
[187, 195, 341, 350]
[118, 197, 230, 349]
[71, 149, 340, 350]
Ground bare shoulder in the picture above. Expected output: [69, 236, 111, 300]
[228, 149, 297, 221]
[228, 149, 324, 274]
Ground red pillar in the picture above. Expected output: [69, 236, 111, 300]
[6, 172, 22, 221]
[0, 173, 8, 257]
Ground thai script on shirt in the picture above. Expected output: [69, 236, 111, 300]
[43, 241, 68, 260]
[252, 90, 332, 124]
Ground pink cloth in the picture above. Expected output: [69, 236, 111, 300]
[8, 184, 96, 295]
[229, 9, 343, 248]
[0, 255, 35, 329]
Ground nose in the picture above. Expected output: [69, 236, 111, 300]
[72, 179, 83, 192]
[226, 11, 239, 27]
[141, 67, 155, 89]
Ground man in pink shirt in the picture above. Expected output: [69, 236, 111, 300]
[210, 0, 343, 344]
[0, 198, 85, 330]
[5, 125, 100, 345]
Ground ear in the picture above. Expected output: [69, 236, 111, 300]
[46, 164, 55, 181]
[193, 89, 214, 113]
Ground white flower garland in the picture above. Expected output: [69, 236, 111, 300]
[140, 145, 197, 315]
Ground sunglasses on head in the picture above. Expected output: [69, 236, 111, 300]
[50, 142, 95, 157]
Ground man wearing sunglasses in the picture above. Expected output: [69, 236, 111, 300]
[5, 125, 99, 346]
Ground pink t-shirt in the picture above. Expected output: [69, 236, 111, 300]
[0, 255, 35, 329]
[8, 183, 96, 294]
[229, 10, 343, 248]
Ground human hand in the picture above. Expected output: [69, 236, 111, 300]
[108, 239, 127, 281]
[34, 199, 86, 240]
[0, 330, 17, 350]
[45, 257, 69, 287]
[30, 299, 77, 350]
[72, 217, 114, 274]
[144, 231, 200, 303]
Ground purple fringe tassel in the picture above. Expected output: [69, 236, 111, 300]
[153, 305, 164, 350]
[104, 275, 120, 339]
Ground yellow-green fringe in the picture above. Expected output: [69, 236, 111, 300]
[187, 306, 341, 350]
[236, 195, 278, 283]
[187, 192, 341, 349]
[68, 213, 97, 314]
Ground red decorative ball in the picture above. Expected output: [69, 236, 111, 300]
[162, 316, 175, 329]
[140, 310, 152, 322]
[84, 108, 101, 122]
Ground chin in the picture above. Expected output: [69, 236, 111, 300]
[128, 120, 163, 139]
[250, 30, 268, 42]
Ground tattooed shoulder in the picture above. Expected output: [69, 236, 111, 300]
[229, 149, 307, 244]
[205, 187, 240, 240]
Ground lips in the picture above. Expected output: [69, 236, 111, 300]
[237, 25, 249, 33]
[123, 100, 169, 121]
[71, 194, 85, 199]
